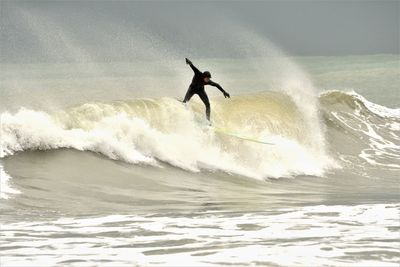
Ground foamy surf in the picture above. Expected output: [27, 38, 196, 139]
[0, 93, 334, 180]
[2, 204, 398, 266]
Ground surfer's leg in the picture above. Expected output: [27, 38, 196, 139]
[198, 90, 211, 121]
[183, 87, 195, 103]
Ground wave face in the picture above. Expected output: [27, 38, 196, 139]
[1, 92, 335, 179]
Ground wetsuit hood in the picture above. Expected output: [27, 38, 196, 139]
[202, 71, 211, 78]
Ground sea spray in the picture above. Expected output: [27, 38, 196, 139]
[227, 26, 328, 159]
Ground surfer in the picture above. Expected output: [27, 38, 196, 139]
[183, 58, 230, 122]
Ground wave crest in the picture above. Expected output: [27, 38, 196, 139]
[0, 93, 333, 179]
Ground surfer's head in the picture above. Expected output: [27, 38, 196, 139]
[202, 71, 211, 83]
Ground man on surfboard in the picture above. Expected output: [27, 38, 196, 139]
[183, 58, 230, 122]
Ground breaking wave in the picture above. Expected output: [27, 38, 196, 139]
[1, 92, 335, 179]
[1, 90, 398, 182]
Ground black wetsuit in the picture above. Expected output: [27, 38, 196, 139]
[183, 62, 226, 121]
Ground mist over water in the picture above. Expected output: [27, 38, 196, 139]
[1, 1, 399, 266]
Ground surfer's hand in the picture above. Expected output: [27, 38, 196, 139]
[223, 91, 230, 98]
[185, 58, 192, 65]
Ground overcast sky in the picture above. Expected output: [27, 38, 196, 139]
[1, 1, 399, 63]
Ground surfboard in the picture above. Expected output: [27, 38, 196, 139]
[210, 126, 275, 145]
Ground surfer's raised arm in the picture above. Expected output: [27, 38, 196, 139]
[208, 81, 230, 98]
[185, 58, 202, 75]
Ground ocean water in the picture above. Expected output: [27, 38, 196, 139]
[1, 55, 399, 266]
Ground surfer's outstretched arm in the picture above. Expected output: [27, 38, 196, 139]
[185, 58, 202, 76]
[208, 81, 230, 98]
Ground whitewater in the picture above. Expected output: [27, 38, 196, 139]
[1, 92, 335, 179]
